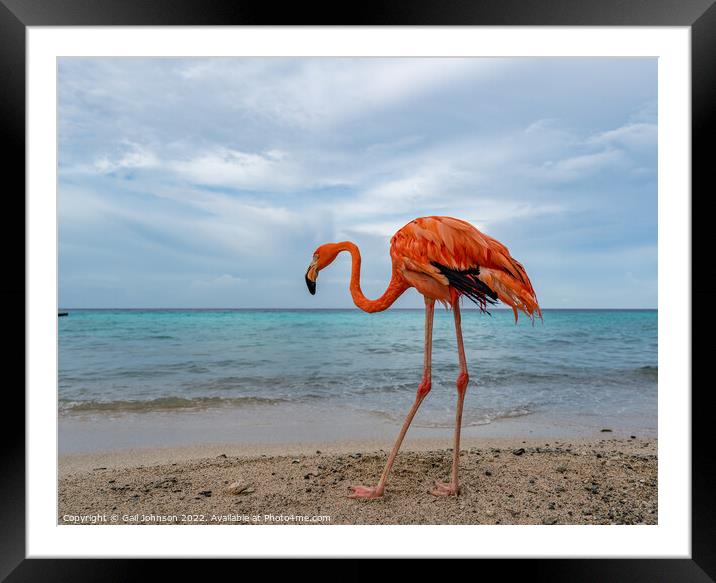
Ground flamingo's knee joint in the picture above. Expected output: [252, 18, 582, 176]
[456, 372, 469, 394]
[417, 381, 431, 398]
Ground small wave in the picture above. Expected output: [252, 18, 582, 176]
[634, 365, 658, 379]
[419, 406, 534, 428]
[99, 363, 212, 379]
[365, 406, 533, 428]
[363, 347, 393, 354]
[346, 370, 571, 392]
[59, 395, 287, 414]
[544, 338, 575, 346]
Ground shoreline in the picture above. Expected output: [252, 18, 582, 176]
[59, 402, 657, 455]
[59, 436, 657, 525]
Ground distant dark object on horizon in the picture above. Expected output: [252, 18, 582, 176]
[58, 312, 68, 317]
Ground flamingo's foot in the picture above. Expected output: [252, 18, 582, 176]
[348, 485, 384, 499]
[430, 480, 460, 497]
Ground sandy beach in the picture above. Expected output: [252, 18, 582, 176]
[59, 435, 656, 525]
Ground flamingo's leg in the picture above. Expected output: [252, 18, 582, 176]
[349, 297, 435, 499]
[432, 299, 469, 497]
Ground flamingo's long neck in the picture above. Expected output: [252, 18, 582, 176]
[337, 241, 407, 313]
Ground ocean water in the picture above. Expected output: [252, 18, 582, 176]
[58, 309, 657, 434]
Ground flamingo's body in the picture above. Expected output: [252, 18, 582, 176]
[305, 216, 541, 498]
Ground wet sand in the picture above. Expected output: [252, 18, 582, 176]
[59, 436, 657, 525]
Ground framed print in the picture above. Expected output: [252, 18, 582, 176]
[4, 0, 713, 579]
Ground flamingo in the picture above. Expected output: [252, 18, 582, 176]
[304, 216, 541, 498]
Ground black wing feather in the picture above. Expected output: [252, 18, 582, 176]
[431, 262, 498, 313]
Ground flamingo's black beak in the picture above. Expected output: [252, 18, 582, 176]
[305, 266, 317, 295]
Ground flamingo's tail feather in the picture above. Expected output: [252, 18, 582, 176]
[477, 267, 542, 323]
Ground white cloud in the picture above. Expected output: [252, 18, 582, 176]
[168, 147, 298, 190]
[60, 180, 312, 264]
[345, 220, 409, 239]
[157, 195, 311, 259]
[93, 141, 159, 174]
[176, 58, 508, 130]
[524, 117, 656, 184]
[534, 149, 627, 181]
[588, 122, 657, 152]
[524, 118, 560, 134]
[343, 200, 565, 241]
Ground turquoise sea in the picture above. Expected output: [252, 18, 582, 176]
[58, 309, 657, 443]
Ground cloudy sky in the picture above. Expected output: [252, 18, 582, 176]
[58, 57, 657, 309]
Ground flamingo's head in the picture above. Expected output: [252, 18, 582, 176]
[305, 243, 341, 295]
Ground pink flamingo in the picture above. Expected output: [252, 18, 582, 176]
[305, 216, 541, 498]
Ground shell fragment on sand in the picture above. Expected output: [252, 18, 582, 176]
[226, 481, 254, 495]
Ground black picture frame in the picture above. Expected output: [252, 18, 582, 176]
[4, 0, 712, 579]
